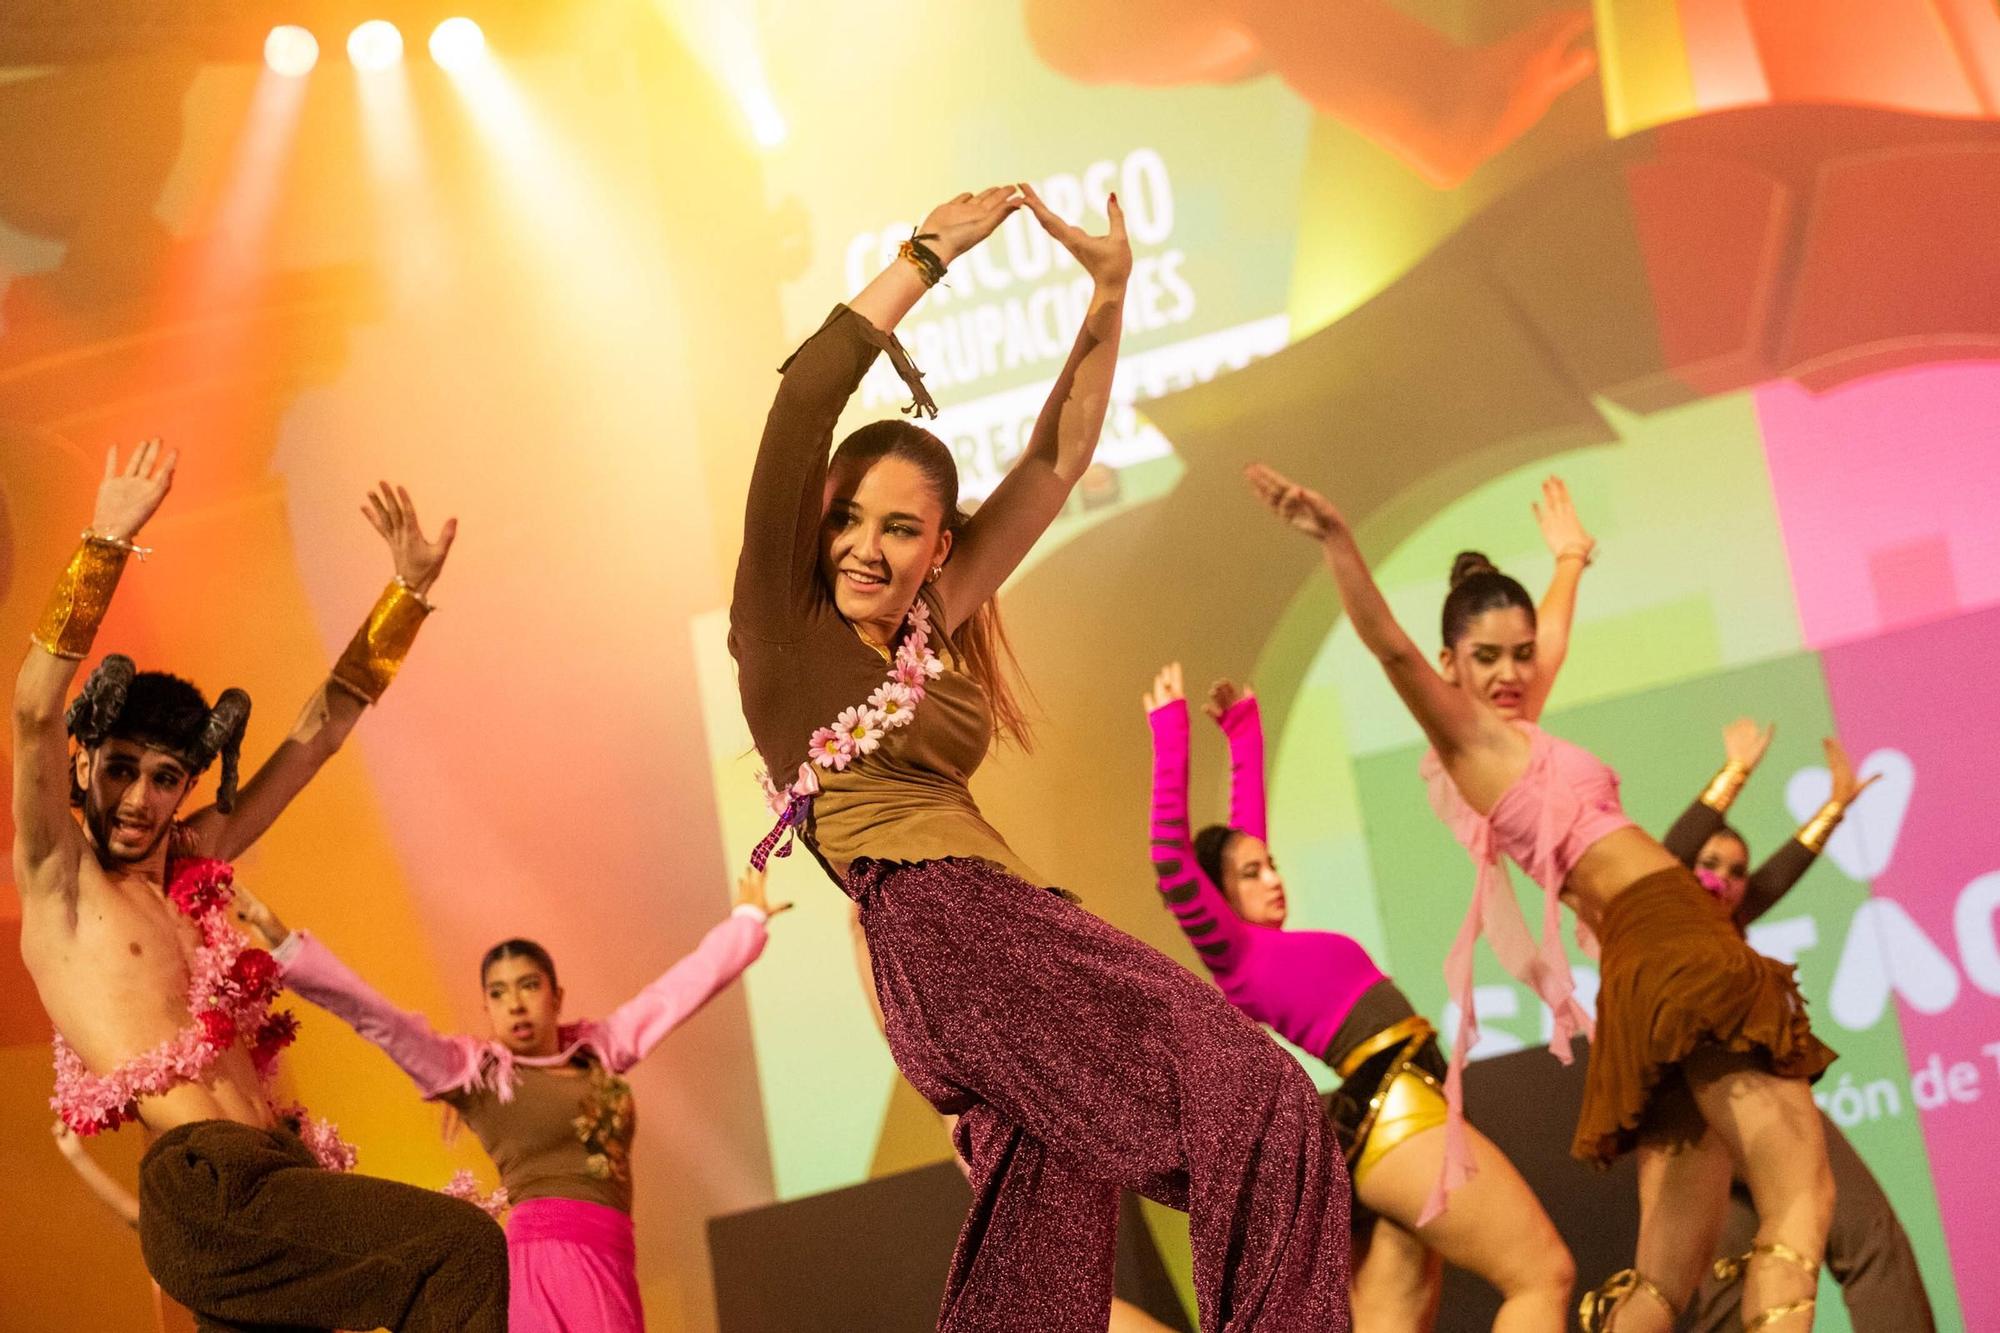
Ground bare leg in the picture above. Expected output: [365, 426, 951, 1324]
[1358, 1123, 1574, 1331]
[1684, 1048, 1833, 1331]
[1109, 1297, 1182, 1332]
[1350, 1213, 1441, 1332]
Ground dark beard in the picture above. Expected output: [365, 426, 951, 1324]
[82, 795, 172, 865]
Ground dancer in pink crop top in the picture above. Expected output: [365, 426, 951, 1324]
[1247, 463, 1837, 1333]
[1146, 663, 1573, 1330]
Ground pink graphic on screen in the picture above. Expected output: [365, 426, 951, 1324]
[1818, 606, 2000, 1331]
[1754, 364, 2000, 650]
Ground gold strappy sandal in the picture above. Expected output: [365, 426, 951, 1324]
[1579, 1268, 1679, 1331]
[1713, 1242, 1819, 1331]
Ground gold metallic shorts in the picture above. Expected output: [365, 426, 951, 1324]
[1328, 1015, 1450, 1188]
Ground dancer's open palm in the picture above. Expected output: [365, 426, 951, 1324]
[1244, 464, 1345, 541]
[1825, 737, 1881, 805]
[92, 439, 177, 541]
[363, 483, 457, 596]
[920, 186, 1022, 264]
[1143, 662, 1185, 712]
[1019, 182, 1131, 289]
[1532, 475, 1594, 563]
[1722, 718, 1775, 771]
[733, 867, 793, 919]
[1205, 679, 1252, 722]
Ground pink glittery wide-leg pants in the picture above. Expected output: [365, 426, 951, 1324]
[849, 857, 1351, 1333]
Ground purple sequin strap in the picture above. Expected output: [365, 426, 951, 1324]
[750, 794, 811, 871]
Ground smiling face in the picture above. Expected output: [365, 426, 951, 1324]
[1221, 834, 1288, 927]
[76, 740, 195, 864]
[482, 954, 564, 1057]
[819, 455, 954, 644]
[1439, 606, 1540, 719]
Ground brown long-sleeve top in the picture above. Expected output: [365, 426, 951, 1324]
[1660, 799, 1819, 928]
[729, 305, 1047, 889]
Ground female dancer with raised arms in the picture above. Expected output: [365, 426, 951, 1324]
[730, 185, 1348, 1332]
[1242, 463, 1835, 1332]
[230, 872, 779, 1333]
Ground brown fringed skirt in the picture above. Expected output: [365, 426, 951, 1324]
[1573, 866, 1837, 1165]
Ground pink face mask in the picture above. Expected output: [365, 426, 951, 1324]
[1696, 866, 1747, 912]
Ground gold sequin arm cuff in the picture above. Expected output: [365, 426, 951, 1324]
[330, 579, 432, 704]
[31, 537, 131, 659]
[1797, 799, 1847, 854]
[1699, 760, 1752, 814]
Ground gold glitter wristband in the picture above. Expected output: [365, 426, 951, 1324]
[1699, 760, 1752, 814]
[1797, 799, 1847, 854]
[31, 535, 133, 660]
[329, 578, 432, 704]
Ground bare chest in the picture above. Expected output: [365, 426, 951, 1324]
[22, 871, 202, 1064]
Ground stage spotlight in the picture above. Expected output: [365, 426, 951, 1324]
[348, 20, 405, 71]
[264, 25, 319, 77]
[429, 18, 487, 70]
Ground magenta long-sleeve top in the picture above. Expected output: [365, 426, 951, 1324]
[1147, 696, 1386, 1062]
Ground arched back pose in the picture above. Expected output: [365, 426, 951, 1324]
[233, 872, 779, 1333]
[1244, 462, 1836, 1333]
[14, 444, 503, 1332]
[1144, 660, 1573, 1330]
[1664, 723, 1934, 1333]
[729, 185, 1349, 1332]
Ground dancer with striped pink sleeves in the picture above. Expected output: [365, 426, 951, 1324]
[1146, 663, 1571, 1331]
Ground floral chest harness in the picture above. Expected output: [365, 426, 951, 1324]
[749, 598, 942, 870]
[50, 857, 353, 1170]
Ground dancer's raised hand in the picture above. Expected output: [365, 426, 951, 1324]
[1244, 463, 1346, 541]
[1143, 662, 1185, 712]
[92, 439, 177, 542]
[1019, 182, 1132, 290]
[1825, 737, 1881, 805]
[733, 866, 793, 920]
[363, 482, 457, 596]
[1722, 718, 1775, 771]
[1205, 678, 1252, 722]
[919, 185, 1022, 264]
[1532, 475, 1594, 565]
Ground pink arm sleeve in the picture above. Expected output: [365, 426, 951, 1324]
[1217, 696, 1267, 842]
[592, 909, 769, 1074]
[275, 931, 482, 1099]
[1149, 700, 1248, 973]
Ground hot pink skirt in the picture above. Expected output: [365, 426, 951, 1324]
[506, 1196, 644, 1333]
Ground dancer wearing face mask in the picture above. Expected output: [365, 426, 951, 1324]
[234, 871, 779, 1333]
[1144, 659, 1573, 1330]
[1246, 462, 1836, 1333]
[1661, 722, 1933, 1333]
[730, 183, 1349, 1332]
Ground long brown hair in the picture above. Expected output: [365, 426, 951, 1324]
[829, 421, 1035, 749]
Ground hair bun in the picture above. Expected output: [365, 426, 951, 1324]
[1449, 550, 1498, 589]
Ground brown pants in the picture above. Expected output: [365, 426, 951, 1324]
[1681, 1110, 1935, 1333]
[139, 1120, 508, 1333]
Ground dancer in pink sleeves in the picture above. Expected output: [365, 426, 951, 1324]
[232, 869, 781, 1333]
[1145, 662, 1571, 1330]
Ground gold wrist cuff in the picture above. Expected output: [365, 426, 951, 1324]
[1798, 800, 1847, 854]
[330, 579, 432, 704]
[31, 537, 131, 660]
[1699, 760, 1752, 813]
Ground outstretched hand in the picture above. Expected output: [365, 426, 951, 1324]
[919, 186, 1022, 265]
[1018, 182, 1131, 290]
[231, 883, 291, 952]
[1532, 475, 1594, 564]
[1205, 678, 1252, 721]
[1142, 662, 1185, 712]
[1722, 718, 1775, 770]
[1244, 463, 1346, 542]
[92, 439, 178, 542]
[1825, 737, 1881, 805]
[363, 483, 457, 596]
[732, 866, 793, 920]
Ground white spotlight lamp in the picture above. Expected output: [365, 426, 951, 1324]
[429, 18, 487, 71]
[264, 25, 320, 78]
[348, 20, 406, 72]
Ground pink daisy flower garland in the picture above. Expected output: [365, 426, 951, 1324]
[750, 599, 941, 871]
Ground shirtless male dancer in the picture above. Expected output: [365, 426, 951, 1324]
[14, 440, 505, 1332]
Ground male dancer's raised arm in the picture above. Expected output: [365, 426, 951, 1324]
[13, 440, 176, 894]
[178, 483, 456, 862]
